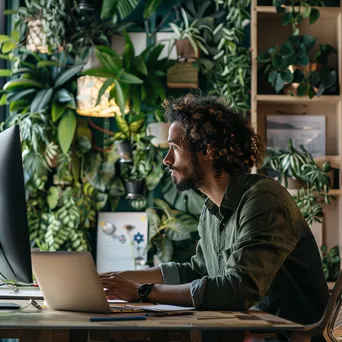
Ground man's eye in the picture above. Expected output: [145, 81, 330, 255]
[171, 146, 177, 150]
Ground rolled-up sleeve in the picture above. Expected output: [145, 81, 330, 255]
[199, 190, 299, 310]
[160, 238, 208, 286]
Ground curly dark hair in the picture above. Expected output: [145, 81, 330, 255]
[163, 94, 265, 174]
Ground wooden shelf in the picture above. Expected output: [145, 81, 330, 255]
[256, 95, 341, 103]
[252, 0, 342, 251]
[256, 6, 340, 16]
[287, 189, 342, 196]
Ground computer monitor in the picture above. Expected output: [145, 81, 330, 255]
[0, 125, 33, 283]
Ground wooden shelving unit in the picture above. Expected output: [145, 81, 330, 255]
[251, 0, 342, 250]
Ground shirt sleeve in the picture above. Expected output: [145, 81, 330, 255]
[159, 238, 208, 285]
[195, 190, 299, 310]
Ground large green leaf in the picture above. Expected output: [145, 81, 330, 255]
[4, 79, 44, 91]
[115, 114, 130, 138]
[57, 88, 73, 102]
[31, 88, 53, 113]
[58, 110, 77, 154]
[0, 69, 12, 77]
[114, 79, 125, 115]
[0, 35, 10, 44]
[0, 94, 6, 106]
[101, 0, 119, 19]
[118, 71, 143, 84]
[96, 78, 114, 106]
[51, 102, 65, 122]
[54, 64, 84, 88]
[123, 31, 135, 70]
[5, 88, 36, 102]
[47, 186, 60, 210]
[95, 50, 120, 73]
[309, 8, 320, 24]
[2, 41, 16, 53]
[297, 82, 308, 96]
[82, 68, 117, 78]
[37, 60, 62, 68]
[144, 0, 162, 19]
[319, 67, 336, 88]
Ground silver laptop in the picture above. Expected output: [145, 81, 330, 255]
[31, 251, 113, 313]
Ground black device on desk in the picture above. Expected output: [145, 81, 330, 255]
[0, 126, 33, 309]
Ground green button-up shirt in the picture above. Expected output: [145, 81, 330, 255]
[160, 172, 329, 325]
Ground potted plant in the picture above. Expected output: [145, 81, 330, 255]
[146, 108, 170, 149]
[273, 0, 323, 35]
[16, 0, 68, 53]
[166, 8, 212, 88]
[262, 139, 335, 226]
[168, 8, 211, 59]
[120, 146, 152, 200]
[257, 35, 338, 97]
[146, 199, 199, 263]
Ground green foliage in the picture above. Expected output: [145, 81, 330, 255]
[146, 199, 199, 263]
[262, 139, 335, 226]
[321, 245, 340, 281]
[84, 33, 174, 115]
[121, 143, 164, 189]
[210, 47, 250, 114]
[273, 0, 324, 35]
[168, 8, 213, 56]
[15, 0, 69, 53]
[101, 0, 140, 23]
[257, 35, 337, 97]
[173, 0, 251, 116]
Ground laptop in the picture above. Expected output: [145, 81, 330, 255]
[31, 251, 118, 313]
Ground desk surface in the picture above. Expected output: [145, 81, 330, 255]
[0, 300, 304, 332]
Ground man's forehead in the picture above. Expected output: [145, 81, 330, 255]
[168, 122, 184, 143]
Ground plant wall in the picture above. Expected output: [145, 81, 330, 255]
[0, 0, 251, 263]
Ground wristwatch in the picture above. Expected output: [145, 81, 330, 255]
[137, 283, 154, 302]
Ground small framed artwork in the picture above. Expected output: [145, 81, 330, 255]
[266, 115, 326, 157]
[96, 212, 149, 273]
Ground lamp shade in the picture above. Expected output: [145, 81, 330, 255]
[76, 75, 128, 117]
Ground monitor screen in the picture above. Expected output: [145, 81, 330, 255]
[0, 125, 32, 283]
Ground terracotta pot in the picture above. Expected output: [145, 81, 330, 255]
[175, 39, 199, 60]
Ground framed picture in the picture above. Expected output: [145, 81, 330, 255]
[266, 115, 326, 157]
[96, 212, 149, 273]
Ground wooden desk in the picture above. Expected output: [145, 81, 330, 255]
[0, 300, 304, 342]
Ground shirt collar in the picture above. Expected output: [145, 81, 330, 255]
[205, 172, 248, 218]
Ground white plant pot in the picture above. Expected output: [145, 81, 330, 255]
[146, 122, 170, 148]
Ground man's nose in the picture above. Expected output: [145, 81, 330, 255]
[163, 151, 171, 166]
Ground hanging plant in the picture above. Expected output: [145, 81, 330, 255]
[15, 0, 69, 53]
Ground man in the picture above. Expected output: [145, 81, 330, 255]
[101, 94, 329, 327]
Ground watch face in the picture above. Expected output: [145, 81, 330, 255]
[138, 284, 152, 297]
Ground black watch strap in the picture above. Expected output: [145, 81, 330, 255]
[138, 283, 154, 302]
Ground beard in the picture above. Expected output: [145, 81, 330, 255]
[170, 153, 204, 192]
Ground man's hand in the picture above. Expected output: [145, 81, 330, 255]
[100, 273, 141, 302]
